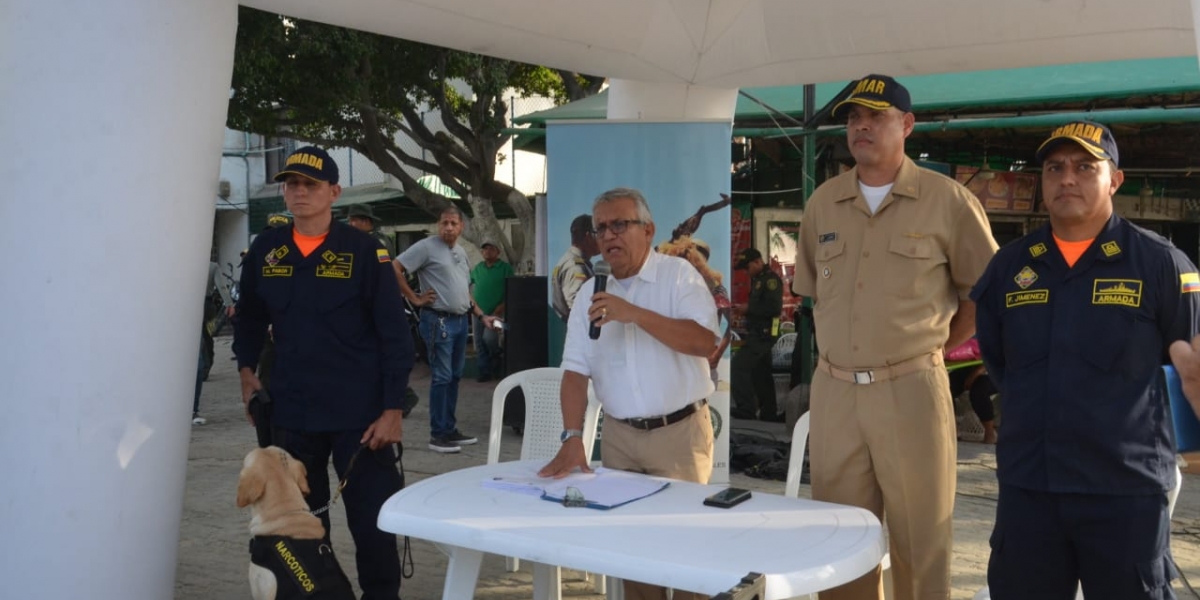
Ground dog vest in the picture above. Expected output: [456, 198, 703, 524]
[248, 536, 354, 599]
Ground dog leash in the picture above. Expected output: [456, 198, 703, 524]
[310, 444, 368, 517]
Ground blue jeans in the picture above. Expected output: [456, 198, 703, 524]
[472, 316, 501, 379]
[419, 310, 467, 439]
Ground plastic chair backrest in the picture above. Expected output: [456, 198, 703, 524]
[487, 367, 601, 465]
[784, 411, 811, 498]
[772, 332, 798, 369]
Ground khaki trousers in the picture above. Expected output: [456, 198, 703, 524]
[602, 406, 714, 600]
[810, 366, 956, 600]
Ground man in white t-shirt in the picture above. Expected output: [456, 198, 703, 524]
[540, 187, 719, 600]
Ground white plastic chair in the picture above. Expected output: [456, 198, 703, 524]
[487, 367, 604, 598]
[771, 332, 798, 370]
[784, 412, 893, 599]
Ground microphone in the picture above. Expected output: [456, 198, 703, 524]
[589, 261, 611, 340]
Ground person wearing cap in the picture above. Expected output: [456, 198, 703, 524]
[972, 123, 1200, 599]
[730, 248, 783, 421]
[266, 212, 292, 230]
[539, 187, 720, 600]
[345, 203, 392, 249]
[395, 205, 494, 453]
[792, 74, 998, 600]
[552, 213, 601, 321]
[233, 146, 415, 599]
[469, 239, 514, 382]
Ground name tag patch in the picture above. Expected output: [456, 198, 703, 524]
[1006, 289, 1049, 308]
[1092, 279, 1142, 307]
[316, 251, 354, 279]
[263, 266, 293, 277]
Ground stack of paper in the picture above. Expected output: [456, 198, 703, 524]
[480, 468, 670, 509]
[541, 469, 670, 510]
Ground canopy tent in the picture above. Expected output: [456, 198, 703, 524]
[242, 0, 1197, 90]
[510, 57, 1200, 196]
[513, 56, 1200, 129]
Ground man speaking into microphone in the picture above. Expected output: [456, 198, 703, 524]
[540, 187, 720, 600]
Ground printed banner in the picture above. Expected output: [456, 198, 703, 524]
[546, 120, 733, 483]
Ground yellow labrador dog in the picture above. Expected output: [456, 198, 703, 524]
[236, 446, 354, 600]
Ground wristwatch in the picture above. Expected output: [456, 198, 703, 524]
[560, 429, 583, 443]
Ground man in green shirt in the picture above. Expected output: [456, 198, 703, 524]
[470, 240, 514, 382]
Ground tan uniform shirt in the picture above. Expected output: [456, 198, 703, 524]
[792, 157, 997, 368]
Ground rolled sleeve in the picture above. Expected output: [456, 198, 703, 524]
[560, 280, 594, 377]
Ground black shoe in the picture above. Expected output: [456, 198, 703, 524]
[428, 438, 461, 453]
[445, 430, 478, 445]
[729, 408, 756, 420]
[759, 411, 786, 423]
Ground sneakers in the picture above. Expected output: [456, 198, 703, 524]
[428, 438, 461, 453]
[445, 430, 478, 445]
[191, 413, 207, 426]
[428, 430, 477, 453]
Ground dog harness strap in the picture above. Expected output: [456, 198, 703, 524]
[249, 536, 354, 598]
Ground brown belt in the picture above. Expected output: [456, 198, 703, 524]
[613, 400, 706, 431]
[817, 351, 943, 385]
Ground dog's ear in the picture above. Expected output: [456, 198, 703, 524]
[236, 462, 266, 508]
[288, 455, 310, 496]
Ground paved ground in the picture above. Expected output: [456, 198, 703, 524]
[177, 335, 1200, 599]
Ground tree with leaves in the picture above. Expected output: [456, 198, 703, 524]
[228, 7, 604, 269]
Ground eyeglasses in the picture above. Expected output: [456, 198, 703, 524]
[593, 219, 644, 236]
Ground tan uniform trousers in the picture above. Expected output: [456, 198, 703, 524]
[811, 365, 956, 600]
[601, 406, 714, 600]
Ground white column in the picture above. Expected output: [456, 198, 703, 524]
[0, 0, 238, 597]
[1193, 0, 1200, 64]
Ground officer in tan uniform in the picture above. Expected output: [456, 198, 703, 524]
[792, 74, 997, 600]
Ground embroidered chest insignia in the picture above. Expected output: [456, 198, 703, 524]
[1014, 266, 1038, 289]
[1029, 243, 1047, 258]
[1101, 241, 1121, 257]
[265, 246, 288, 266]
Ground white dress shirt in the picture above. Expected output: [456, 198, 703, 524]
[562, 251, 719, 420]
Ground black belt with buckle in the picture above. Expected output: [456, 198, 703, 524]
[614, 400, 706, 431]
[429, 308, 467, 319]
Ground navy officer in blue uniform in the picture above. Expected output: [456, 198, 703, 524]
[971, 122, 1200, 599]
[234, 146, 414, 599]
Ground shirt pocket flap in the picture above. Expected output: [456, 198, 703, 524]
[817, 238, 846, 262]
[888, 235, 933, 260]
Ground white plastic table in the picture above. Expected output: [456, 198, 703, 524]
[378, 460, 884, 599]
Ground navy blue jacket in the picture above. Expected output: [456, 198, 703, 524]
[234, 221, 414, 432]
[971, 214, 1200, 495]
